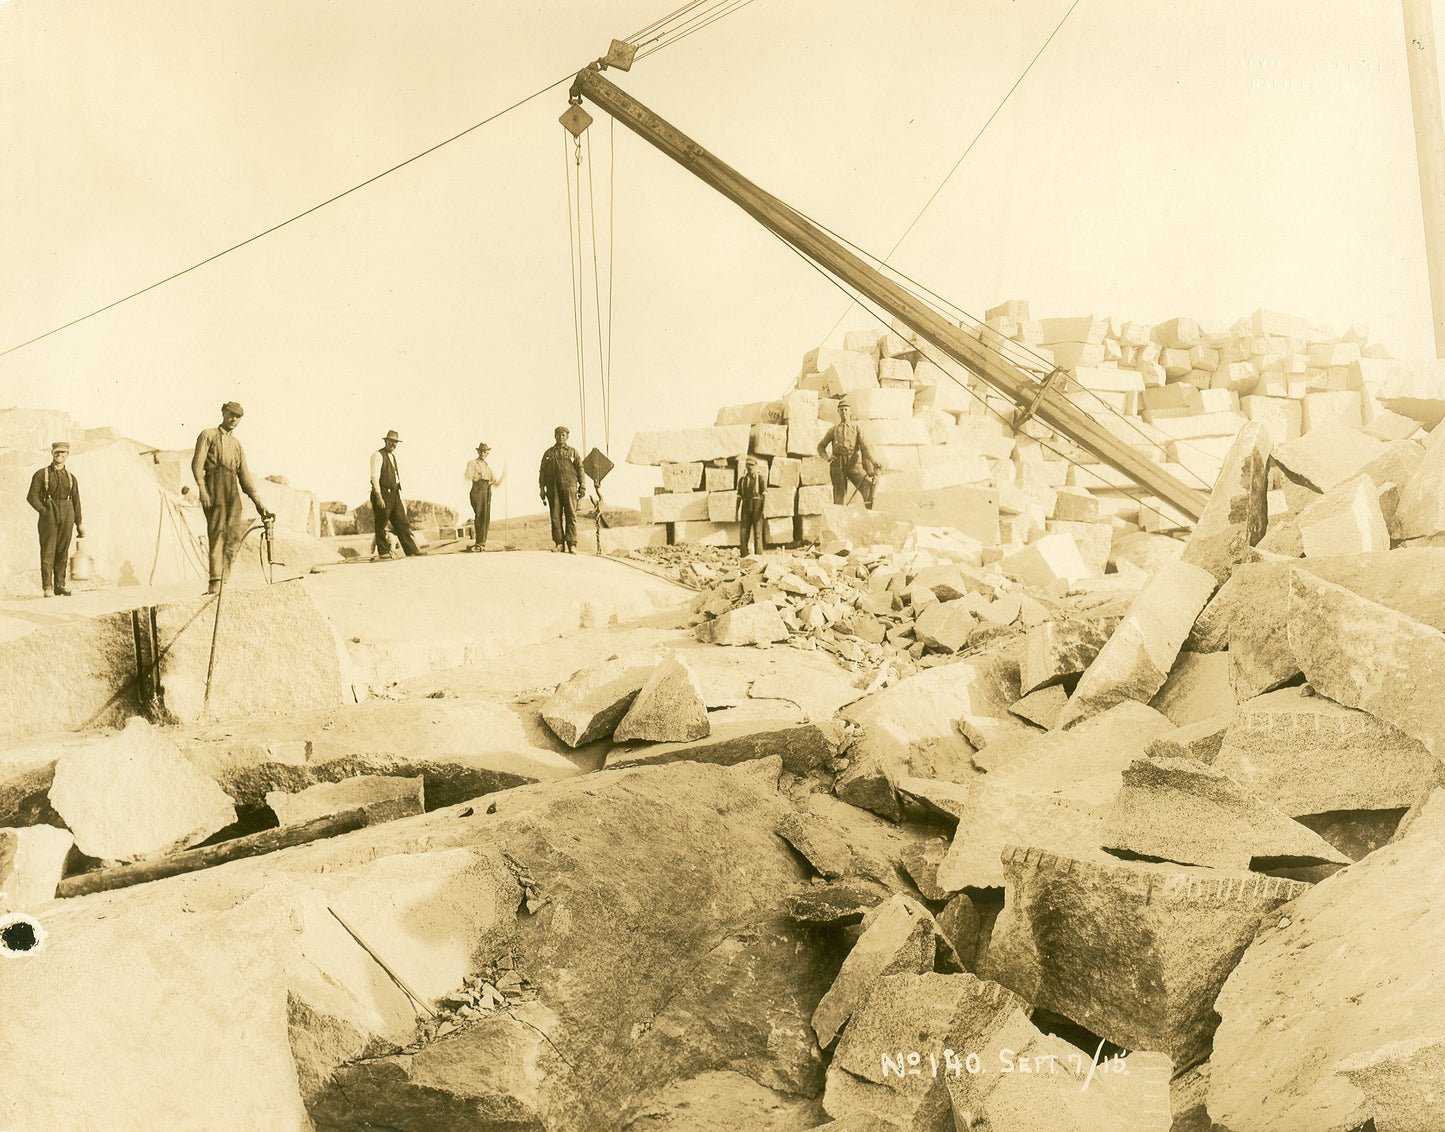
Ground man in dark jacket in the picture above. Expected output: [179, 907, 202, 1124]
[27, 441, 84, 596]
[539, 426, 585, 553]
[735, 456, 767, 556]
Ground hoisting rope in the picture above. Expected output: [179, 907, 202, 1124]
[564, 131, 589, 454]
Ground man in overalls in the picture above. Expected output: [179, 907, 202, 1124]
[735, 456, 767, 556]
[191, 402, 273, 594]
[539, 426, 585, 553]
[26, 441, 84, 596]
[816, 401, 879, 508]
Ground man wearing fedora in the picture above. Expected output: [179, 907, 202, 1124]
[463, 441, 505, 551]
[192, 402, 273, 595]
[26, 440, 85, 596]
[538, 426, 585, 553]
[369, 429, 422, 559]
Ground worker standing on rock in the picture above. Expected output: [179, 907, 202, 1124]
[370, 430, 423, 560]
[735, 456, 767, 556]
[191, 403, 272, 595]
[27, 441, 84, 597]
[464, 442, 504, 552]
[817, 400, 879, 508]
[539, 426, 585, 553]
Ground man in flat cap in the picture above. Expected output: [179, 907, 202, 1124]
[369, 429, 422, 559]
[817, 400, 879, 508]
[538, 426, 584, 553]
[26, 441, 84, 596]
[192, 402, 273, 595]
[464, 442, 505, 552]
[735, 455, 767, 557]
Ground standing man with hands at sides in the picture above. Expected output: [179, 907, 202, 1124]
[192, 402, 273, 596]
[539, 425, 585, 553]
[464, 441, 505, 551]
[735, 456, 767, 557]
[370, 429, 423, 560]
[27, 441, 84, 597]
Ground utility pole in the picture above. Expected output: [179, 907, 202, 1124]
[1403, 0, 1445, 356]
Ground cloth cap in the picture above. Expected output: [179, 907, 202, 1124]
[384, 430, 401, 442]
[554, 426, 569, 437]
[50, 441, 70, 453]
[221, 401, 244, 416]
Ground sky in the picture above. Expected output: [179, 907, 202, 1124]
[2, 0, 1442, 519]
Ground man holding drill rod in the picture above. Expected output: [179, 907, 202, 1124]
[191, 401, 273, 595]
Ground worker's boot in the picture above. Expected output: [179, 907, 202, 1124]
[42, 587, 54, 598]
[206, 580, 221, 596]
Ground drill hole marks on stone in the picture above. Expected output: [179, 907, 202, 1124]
[0, 912, 46, 956]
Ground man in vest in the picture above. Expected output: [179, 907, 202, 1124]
[538, 426, 585, 553]
[369, 430, 422, 559]
[735, 456, 767, 556]
[26, 441, 85, 596]
[816, 400, 879, 508]
[464, 441, 505, 551]
[191, 402, 273, 595]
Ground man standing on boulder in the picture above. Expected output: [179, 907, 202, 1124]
[539, 426, 584, 553]
[191, 402, 273, 595]
[27, 441, 84, 597]
[735, 455, 767, 556]
[816, 400, 879, 508]
[370, 430, 423, 559]
[464, 441, 505, 551]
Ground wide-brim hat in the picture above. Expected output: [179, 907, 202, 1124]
[383, 430, 401, 442]
[476, 442, 490, 453]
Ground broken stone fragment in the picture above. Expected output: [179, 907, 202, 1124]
[1213, 686, 1438, 815]
[1180, 420, 1270, 583]
[1271, 421, 1388, 492]
[694, 603, 789, 646]
[784, 881, 890, 926]
[898, 841, 950, 902]
[1008, 684, 1068, 729]
[1297, 473, 1389, 556]
[822, 972, 1026, 1130]
[894, 776, 970, 824]
[1208, 801, 1445, 1132]
[947, 1005, 1175, 1132]
[811, 894, 937, 1048]
[0, 824, 73, 913]
[1288, 571, 1445, 759]
[1147, 649, 1235, 727]
[776, 811, 854, 878]
[265, 774, 423, 827]
[47, 716, 237, 862]
[1056, 558, 1217, 729]
[988, 846, 1310, 1065]
[1144, 713, 1231, 765]
[540, 654, 658, 747]
[934, 781, 1108, 893]
[1100, 755, 1350, 871]
[1021, 615, 1121, 694]
[611, 652, 710, 744]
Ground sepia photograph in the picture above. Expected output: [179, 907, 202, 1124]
[2, 0, 1443, 1128]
